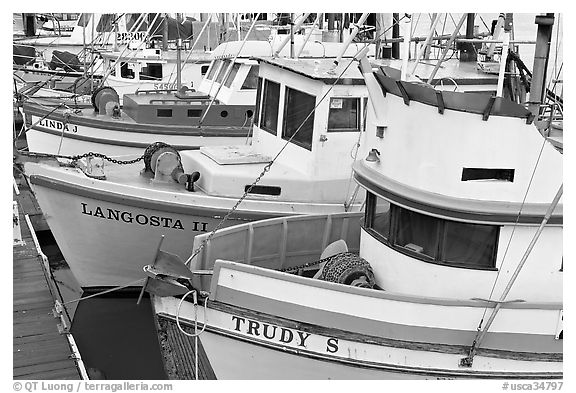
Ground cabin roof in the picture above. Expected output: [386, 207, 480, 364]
[255, 57, 365, 85]
[101, 49, 213, 62]
[371, 58, 499, 86]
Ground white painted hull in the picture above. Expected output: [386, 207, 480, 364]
[155, 296, 561, 379]
[199, 330, 414, 380]
[25, 162, 355, 289]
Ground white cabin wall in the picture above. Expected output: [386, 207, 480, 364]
[312, 84, 369, 180]
[252, 63, 324, 177]
[361, 226, 562, 303]
[363, 93, 563, 205]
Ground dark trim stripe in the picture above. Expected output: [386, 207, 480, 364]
[211, 285, 562, 355]
[27, 127, 203, 151]
[24, 103, 251, 137]
[28, 174, 292, 220]
[353, 161, 563, 226]
[160, 308, 561, 378]
[374, 69, 532, 121]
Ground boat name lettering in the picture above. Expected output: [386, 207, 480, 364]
[231, 315, 339, 353]
[38, 118, 77, 133]
[116, 32, 147, 44]
[154, 83, 177, 91]
[80, 202, 208, 232]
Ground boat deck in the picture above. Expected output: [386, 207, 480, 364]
[13, 176, 84, 380]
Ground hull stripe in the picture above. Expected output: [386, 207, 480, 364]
[28, 174, 291, 220]
[27, 127, 202, 151]
[24, 104, 251, 136]
[159, 311, 561, 378]
[212, 286, 563, 355]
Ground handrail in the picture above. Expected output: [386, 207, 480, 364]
[190, 212, 363, 273]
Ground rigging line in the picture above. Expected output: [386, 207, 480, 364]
[166, 14, 213, 86]
[183, 54, 360, 266]
[343, 100, 367, 209]
[476, 134, 549, 325]
[199, 14, 261, 126]
[477, 14, 491, 33]
[14, 101, 68, 144]
[463, 183, 563, 365]
[98, 13, 157, 86]
[546, 14, 561, 96]
[61, 278, 147, 306]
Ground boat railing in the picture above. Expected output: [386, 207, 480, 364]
[189, 212, 363, 276]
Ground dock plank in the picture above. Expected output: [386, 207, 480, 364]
[13, 183, 82, 380]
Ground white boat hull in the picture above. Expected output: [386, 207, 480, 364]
[154, 295, 562, 380]
[25, 162, 355, 289]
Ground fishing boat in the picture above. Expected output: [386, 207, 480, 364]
[22, 53, 371, 290]
[21, 13, 375, 157]
[149, 14, 563, 379]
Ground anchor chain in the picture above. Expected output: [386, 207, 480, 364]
[18, 150, 145, 166]
[279, 252, 347, 273]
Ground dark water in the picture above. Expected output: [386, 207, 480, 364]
[36, 231, 168, 380]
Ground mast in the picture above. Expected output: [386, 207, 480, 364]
[392, 13, 400, 59]
[162, 13, 168, 51]
[458, 13, 477, 62]
[176, 13, 182, 93]
[528, 13, 555, 119]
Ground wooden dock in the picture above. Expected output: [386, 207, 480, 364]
[13, 175, 86, 380]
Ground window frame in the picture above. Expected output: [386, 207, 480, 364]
[241, 65, 259, 90]
[223, 63, 241, 88]
[260, 79, 281, 135]
[282, 86, 316, 151]
[205, 59, 222, 81]
[364, 192, 499, 270]
[327, 97, 361, 132]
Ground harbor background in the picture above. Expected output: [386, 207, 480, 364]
[6, 5, 569, 387]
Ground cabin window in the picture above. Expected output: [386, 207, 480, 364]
[96, 14, 115, 32]
[140, 63, 162, 80]
[109, 60, 116, 76]
[215, 60, 231, 84]
[260, 80, 280, 135]
[201, 65, 210, 75]
[188, 109, 202, 118]
[328, 97, 360, 132]
[120, 62, 135, 79]
[441, 221, 498, 268]
[224, 63, 240, 88]
[253, 77, 263, 127]
[365, 193, 499, 269]
[157, 109, 172, 117]
[394, 208, 440, 259]
[241, 65, 259, 90]
[206, 60, 221, 80]
[282, 87, 315, 150]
